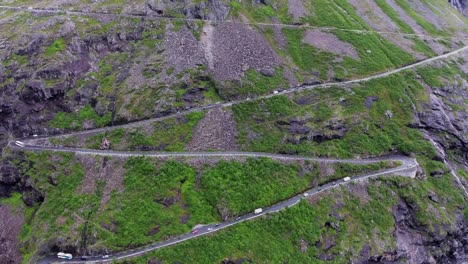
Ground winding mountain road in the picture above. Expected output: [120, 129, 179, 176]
[13, 142, 417, 264]
[7, 37, 467, 264]
[18, 44, 468, 142]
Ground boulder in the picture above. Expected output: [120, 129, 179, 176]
[428, 190, 440, 203]
[260, 66, 275, 77]
[430, 169, 444, 177]
[364, 96, 378, 109]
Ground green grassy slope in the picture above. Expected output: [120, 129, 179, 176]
[1, 0, 468, 263]
[122, 169, 466, 263]
[7, 152, 394, 261]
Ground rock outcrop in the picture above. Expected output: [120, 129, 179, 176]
[0, 157, 44, 206]
[1, 1, 468, 263]
[411, 73, 468, 166]
[391, 197, 467, 264]
[449, 0, 468, 17]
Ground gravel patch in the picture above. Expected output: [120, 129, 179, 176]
[211, 22, 281, 81]
[77, 156, 125, 204]
[383, 0, 426, 34]
[200, 22, 215, 70]
[424, 39, 448, 55]
[266, 25, 287, 49]
[307, 190, 333, 205]
[163, 24, 206, 74]
[288, 0, 306, 22]
[186, 107, 238, 151]
[405, 0, 446, 30]
[303, 30, 360, 60]
[445, 1, 468, 30]
[384, 0, 447, 55]
[78, 155, 104, 194]
[347, 181, 371, 204]
[347, 0, 426, 59]
[274, 26, 287, 49]
[318, 162, 336, 178]
[0, 205, 23, 264]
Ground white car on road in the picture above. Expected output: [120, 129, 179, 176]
[15, 141, 25, 147]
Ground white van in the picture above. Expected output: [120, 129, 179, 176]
[343, 177, 351, 182]
[254, 208, 263, 214]
[57, 252, 73, 260]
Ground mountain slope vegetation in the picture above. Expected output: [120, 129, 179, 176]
[0, 0, 467, 263]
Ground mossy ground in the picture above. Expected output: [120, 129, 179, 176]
[121, 164, 465, 264]
[233, 72, 431, 158]
[8, 151, 394, 258]
[2, 1, 468, 263]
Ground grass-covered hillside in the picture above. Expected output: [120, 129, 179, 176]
[1, 0, 467, 137]
[4, 55, 467, 263]
[124, 172, 466, 264]
[1, 0, 468, 263]
[0, 150, 397, 263]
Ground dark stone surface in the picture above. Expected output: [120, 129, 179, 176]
[449, 0, 468, 17]
[364, 96, 378, 109]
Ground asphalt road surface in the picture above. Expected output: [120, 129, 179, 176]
[8, 32, 465, 264]
[34, 155, 417, 264]
[13, 44, 468, 143]
[12, 140, 417, 264]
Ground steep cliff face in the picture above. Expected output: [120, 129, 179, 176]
[412, 56, 468, 185]
[391, 197, 467, 264]
[449, 0, 468, 16]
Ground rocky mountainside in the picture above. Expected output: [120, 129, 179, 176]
[1, 0, 468, 263]
[1, 0, 467, 142]
[449, 0, 468, 16]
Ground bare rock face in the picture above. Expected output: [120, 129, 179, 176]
[0, 157, 44, 206]
[147, 0, 230, 20]
[411, 75, 468, 165]
[0, 163, 22, 198]
[184, 0, 230, 21]
[276, 117, 347, 145]
[391, 198, 468, 264]
[449, 0, 468, 17]
[0, 17, 145, 138]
